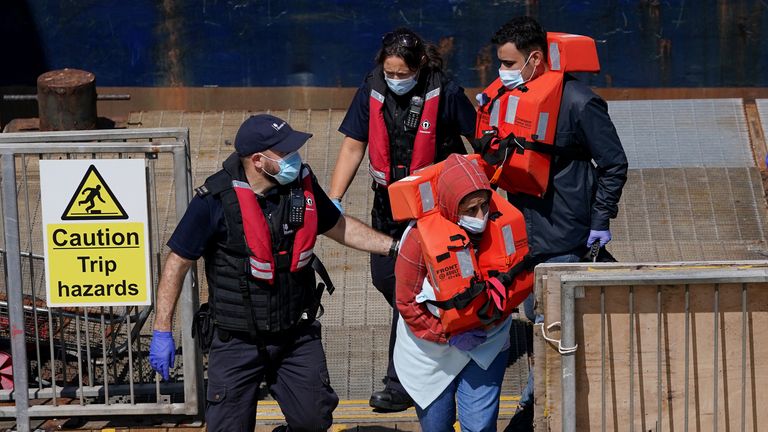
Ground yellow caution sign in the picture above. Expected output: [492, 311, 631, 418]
[61, 164, 128, 220]
[40, 159, 151, 307]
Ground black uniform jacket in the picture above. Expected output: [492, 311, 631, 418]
[508, 75, 628, 257]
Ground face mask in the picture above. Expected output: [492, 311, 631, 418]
[458, 211, 489, 234]
[261, 151, 302, 185]
[385, 75, 417, 96]
[499, 53, 535, 89]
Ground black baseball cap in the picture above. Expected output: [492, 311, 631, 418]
[234, 114, 313, 156]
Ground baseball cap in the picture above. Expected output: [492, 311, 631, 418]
[234, 114, 313, 156]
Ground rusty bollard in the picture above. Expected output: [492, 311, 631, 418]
[37, 68, 97, 131]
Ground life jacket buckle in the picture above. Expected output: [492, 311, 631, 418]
[274, 250, 291, 271]
[392, 165, 409, 182]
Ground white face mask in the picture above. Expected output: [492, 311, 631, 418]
[458, 211, 489, 234]
[498, 52, 535, 89]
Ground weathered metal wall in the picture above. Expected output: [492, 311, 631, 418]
[2, 0, 766, 88]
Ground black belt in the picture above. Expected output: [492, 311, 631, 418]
[217, 324, 307, 344]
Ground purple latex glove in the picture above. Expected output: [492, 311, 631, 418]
[587, 229, 612, 248]
[448, 328, 487, 352]
[149, 330, 175, 381]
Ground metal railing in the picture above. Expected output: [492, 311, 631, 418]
[0, 128, 202, 431]
[541, 263, 768, 432]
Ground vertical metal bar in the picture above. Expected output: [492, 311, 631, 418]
[47, 307, 57, 406]
[684, 285, 690, 432]
[174, 143, 203, 415]
[58, 309, 66, 383]
[21, 154, 43, 390]
[657, 286, 662, 430]
[561, 283, 576, 432]
[151, 154, 162, 399]
[109, 306, 117, 380]
[601, 286, 606, 432]
[741, 283, 747, 432]
[713, 284, 719, 432]
[75, 314, 84, 405]
[101, 310, 109, 405]
[126, 310, 135, 404]
[2, 153, 31, 432]
[629, 285, 635, 432]
[84, 309, 94, 386]
[140, 158, 158, 384]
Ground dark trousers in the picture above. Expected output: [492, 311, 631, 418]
[205, 321, 339, 432]
[370, 253, 405, 394]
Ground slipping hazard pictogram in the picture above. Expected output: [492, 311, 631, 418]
[61, 165, 128, 220]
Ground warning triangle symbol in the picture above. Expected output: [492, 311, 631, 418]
[61, 165, 128, 220]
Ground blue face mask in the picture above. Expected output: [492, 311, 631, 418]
[262, 151, 302, 185]
[499, 53, 534, 89]
[385, 75, 417, 96]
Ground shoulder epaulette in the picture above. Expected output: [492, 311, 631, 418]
[198, 170, 232, 197]
[194, 185, 210, 197]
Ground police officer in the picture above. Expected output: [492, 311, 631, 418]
[484, 17, 628, 431]
[328, 27, 477, 412]
[148, 114, 398, 432]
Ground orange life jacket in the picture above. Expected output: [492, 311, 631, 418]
[389, 155, 533, 334]
[475, 32, 600, 197]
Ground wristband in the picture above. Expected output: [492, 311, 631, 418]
[388, 238, 400, 257]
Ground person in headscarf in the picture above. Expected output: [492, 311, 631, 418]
[394, 154, 530, 431]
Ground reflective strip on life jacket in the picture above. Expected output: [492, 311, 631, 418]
[501, 224, 516, 256]
[249, 257, 273, 280]
[418, 181, 436, 213]
[369, 164, 388, 186]
[296, 249, 314, 269]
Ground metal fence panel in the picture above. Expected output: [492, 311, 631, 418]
[534, 262, 768, 432]
[0, 129, 201, 431]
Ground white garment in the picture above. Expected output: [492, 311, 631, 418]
[393, 296, 513, 409]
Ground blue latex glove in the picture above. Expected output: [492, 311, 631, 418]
[587, 229, 612, 248]
[448, 328, 487, 352]
[149, 330, 175, 381]
[331, 198, 344, 215]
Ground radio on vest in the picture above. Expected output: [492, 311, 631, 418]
[404, 96, 424, 130]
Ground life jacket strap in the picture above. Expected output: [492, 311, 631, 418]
[425, 253, 542, 312]
[311, 256, 336, 296]
[424, 279, 487, 311]
[477, 130, 592, 169]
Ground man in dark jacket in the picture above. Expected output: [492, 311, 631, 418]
[486, 16, 628, 431]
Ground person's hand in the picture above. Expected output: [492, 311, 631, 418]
[331, 198, 344, 215]
[448, 328, 487, 351]
[475, 93, 490, 106]
[149, 330, 175, 380]
[587, 230, 612, 248]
